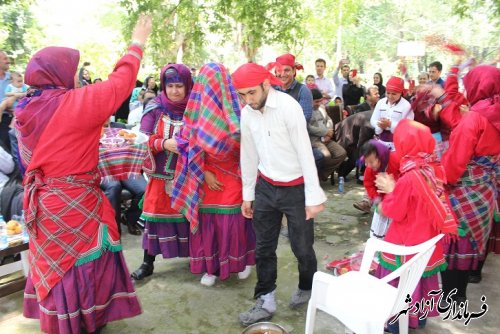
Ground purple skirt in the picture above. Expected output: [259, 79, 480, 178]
[142, 221, 190, 258]
[376, 266, 440, 329]
[189, 213, 256, 280]
[442, 234, 480, 270]
[24, 251, 141, 334]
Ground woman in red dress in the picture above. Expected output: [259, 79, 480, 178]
[172, 63, 255, 286]
[17, 16, 151, 334]
[131, 64, 193, 280]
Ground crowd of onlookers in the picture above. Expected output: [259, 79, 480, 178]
[0, 48, 494, 232]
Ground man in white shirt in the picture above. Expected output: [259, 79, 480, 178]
[332, 59, 349, 101]
[232, 63, 326, 326]
[314, 58, 334, 101]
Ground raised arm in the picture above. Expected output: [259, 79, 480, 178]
[67, 15, 152, 128]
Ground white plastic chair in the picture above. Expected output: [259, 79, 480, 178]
[305, 234, 444, 334]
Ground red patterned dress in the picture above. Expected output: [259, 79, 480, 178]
[17, 46, 142, 334]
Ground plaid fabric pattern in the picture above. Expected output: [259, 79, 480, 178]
[23, 169, 111, 301]
[448, 155, 499, 255]
[98, 128, 147, 181]
[172, 63, 241, 233]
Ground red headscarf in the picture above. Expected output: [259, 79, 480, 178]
[16, 47, 80, 163]
[463, 65, 500, 132]
[266, 53, 304, 75]
[386, 76, 404, 94]
[231, 63, 282, 89]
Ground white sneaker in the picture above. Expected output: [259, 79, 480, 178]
[237, 265, 252, 280]
[200, 273, 217, 286]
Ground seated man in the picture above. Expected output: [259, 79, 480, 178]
[308, 89, 346, 182]
[335, 106, 376, 184]
[0, 143, 23, 220]
[101, 177, 146, 235]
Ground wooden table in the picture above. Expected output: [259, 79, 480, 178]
[0, 241, 29, 297]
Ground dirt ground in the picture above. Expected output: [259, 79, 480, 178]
[1, 178, 498, 333]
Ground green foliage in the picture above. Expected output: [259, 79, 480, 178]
[0, 0, 42, 67]
[118, 0, 305, 65]
[211, 0, 304, 61]
[119, 0, 207, 68]
[451, 0, 500, 23]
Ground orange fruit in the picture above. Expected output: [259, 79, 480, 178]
[7, 220, 19, 229]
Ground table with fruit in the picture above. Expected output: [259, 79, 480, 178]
[98, 127, 148, 181]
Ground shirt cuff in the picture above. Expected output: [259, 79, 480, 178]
[305, 188, 327, 206]
[242, 188, 255, 202]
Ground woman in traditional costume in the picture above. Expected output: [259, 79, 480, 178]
[17, 16, 151, 334]
[375, 120, 457, 333]
[440, 65, 500, 302]
[172, 63, 255, 286]
[131, 64, 193, 280]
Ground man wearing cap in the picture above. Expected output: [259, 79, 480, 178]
[232, 63, 327, 326]
[269, 53, 313, 122]
[309, 88, 347, 182]
[370, 76, 413, 150]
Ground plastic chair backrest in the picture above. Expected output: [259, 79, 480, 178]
[375, 234, 444, 316]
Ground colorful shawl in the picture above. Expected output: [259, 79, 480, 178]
[140, 64, 192, 179]
[395, 120, 457, 235]
[448, 155, 499, 254]
[16, 47, 79, 168]
[172, 63, 241, 233]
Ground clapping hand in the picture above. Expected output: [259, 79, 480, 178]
[375, 173, 396, 194]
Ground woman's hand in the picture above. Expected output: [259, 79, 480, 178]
[131, 14, 153, 47]
[204, 170, 223, 191]
[375, 173, 396, 194]
[162, 138, 178, 153]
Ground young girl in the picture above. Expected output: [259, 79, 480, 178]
[375, 119, 457, 333]
[358, 139, 399, 239]
[305, 74, 318, 90]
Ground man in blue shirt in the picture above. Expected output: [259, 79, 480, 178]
[0, 50, 11, 101]
[333, 59, 350, 101]
[0, 50, 12, 153]
[428, 61, 445, 88]
[271, 53, 313, 122]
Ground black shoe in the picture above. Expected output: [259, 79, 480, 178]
[131, 262, 154, 280]
[127, 221, 141, 235]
